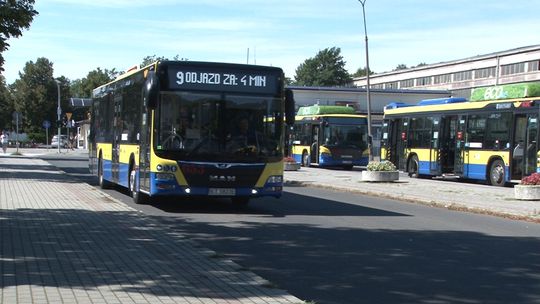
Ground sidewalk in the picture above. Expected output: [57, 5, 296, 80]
[284, 167, 540, 223]
[0, 155, 304, 304]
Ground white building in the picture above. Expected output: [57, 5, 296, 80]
[288, 86, 450, 117]
[353, 45, 540, 98]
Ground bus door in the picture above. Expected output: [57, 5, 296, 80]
[454, 116, 466, 175]
[310, 125, 320, 164]
[383, 119, 400, 166]
[111, 94, 122, 182]
[138, 108, 152, 192]
[397, 118, 409, 171]
[429, 117, 442, 175]
[440, 115, 458, 174]
[512, 114, 538, 179]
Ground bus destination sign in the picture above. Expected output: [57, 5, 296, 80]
[167, 66, 280, 94]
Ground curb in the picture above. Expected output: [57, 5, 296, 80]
[284, 179, 540, 224]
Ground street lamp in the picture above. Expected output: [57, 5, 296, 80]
[358, 0, 373, 161]
[54, 79, 61, 153]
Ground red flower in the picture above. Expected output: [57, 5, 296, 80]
[521, 173, 540, 185]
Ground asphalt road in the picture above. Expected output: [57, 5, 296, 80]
[44, 154, 540, 304]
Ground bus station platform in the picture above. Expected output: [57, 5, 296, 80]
[0, 153, 302, 304]
[285, 167, 540, 223]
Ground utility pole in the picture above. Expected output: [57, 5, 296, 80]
[55, 79, 61, 153]
[358, 0, 373, 161]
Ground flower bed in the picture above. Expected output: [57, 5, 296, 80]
[361, 160, 399, 182]
[283, 156, 300, 171]
[515, 172, 540, 200]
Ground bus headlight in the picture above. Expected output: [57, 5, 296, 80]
[266, 175, 283, 184]
[156, 164, 178, 172]
[156, 173, 175, 181]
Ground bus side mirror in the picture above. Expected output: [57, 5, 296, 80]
[144, 71, 159, 109]
[285, 89, 295, 126]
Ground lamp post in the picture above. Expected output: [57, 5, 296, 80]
[54, 79, 61, 153]
[358, 0, 373, 161]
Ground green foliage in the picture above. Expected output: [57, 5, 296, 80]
[10, 57, 68, 134]
[293, 47, 352, 87]
[140, 54, 186, 67]
[27, 132, 45, 144]
[0, 0, 38, 71]
[70, 67, 117, 98]
[352, 67, 374, 78]
[393, 64, 408, 71]
[367, 160, 396, 171]
[0, 75, 13, 129]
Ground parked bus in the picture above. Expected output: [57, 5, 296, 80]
[381, 82, 540, 186]
[288, 105, 369, 169]
[89, 61, 295, 205]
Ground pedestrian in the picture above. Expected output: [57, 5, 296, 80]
[0, 131, 7, 154]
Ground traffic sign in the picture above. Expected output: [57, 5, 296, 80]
[43, 120, 51, 129]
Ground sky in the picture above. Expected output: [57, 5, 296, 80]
[3, 0, 540, 84]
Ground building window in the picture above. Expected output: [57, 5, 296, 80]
[416, 76, 431, 86]
[501, 62, 525, 76]
[474, 67, 496, 79]
[371, 84, 384, 89]
[433, 74, 452, 84]
[400, 79, 414, 88]
[528, 60, 540, 72]
[453, 71, 472, 82]
[385, 82, 398, 89]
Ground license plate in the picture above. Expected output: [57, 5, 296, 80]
[342, 160, 352, 164]
[208, 188, 236, 196]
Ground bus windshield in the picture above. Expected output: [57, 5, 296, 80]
[156, 91, 283, 162]
[323, 124, 368, 150]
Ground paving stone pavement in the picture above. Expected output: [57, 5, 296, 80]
[0, 155, 304, 304]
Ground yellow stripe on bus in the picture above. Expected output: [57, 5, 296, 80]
[255, 161, 284, 187]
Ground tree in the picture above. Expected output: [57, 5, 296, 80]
[10, 57, 67, 134]
[393, 64, 408, 71]
[70, 67, 118, 98]
[352, 67, 374, 78]
[293, 47, 352, 87]
[0, 75, 14, 129]
[140, 54, 186, 67]
[0, 0, 38, 71]
[412, 62, 427, 68]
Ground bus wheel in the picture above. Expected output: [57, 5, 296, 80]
[302, 152, 309, 167]
[98, 157, 110, 189]
[130, 168, 147, 204]
[231, 197, 250, 206]
[488, 159, 506, 187]
[408, 155, 419, 178]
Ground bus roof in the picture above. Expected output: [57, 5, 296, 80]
[384, 82, 540, 116]
[384, 97, 540, 115]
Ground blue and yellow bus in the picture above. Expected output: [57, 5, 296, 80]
[288, 105, 369, 170]
[381, 82, 540, 186]
[89, 61, 295, 204]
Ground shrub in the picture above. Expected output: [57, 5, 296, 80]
[366, 160, 396, 172]
[520, 172, 540, 185]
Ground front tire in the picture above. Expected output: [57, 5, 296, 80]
[130, 167, 147, 204]
[488, 159, 506, 187]
[302, 151, 309, 167]
[98, 156, 110, 189]
[408, 155, 419, 178]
